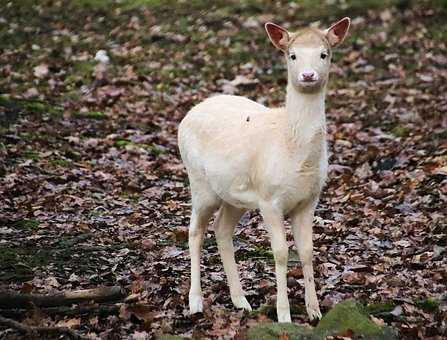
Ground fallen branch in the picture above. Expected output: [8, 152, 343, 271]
[0, 315, 88, 339]
[0, 303, 120, 318]
[0, 286, 126, 309]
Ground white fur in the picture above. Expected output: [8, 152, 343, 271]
[178, 19, 349, 322]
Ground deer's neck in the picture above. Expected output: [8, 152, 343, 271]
[285, 83, 326, 145]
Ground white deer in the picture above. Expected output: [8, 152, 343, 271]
[178, 17, 350, 322]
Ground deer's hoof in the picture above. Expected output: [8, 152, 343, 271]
[231, 295, 252, 311]
[306, 304, 322, 320]
[277, 308, 292, 323]
[189, 294, 203, 314]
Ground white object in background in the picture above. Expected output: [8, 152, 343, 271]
[94, 50, 110, 64]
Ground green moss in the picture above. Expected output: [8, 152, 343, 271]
[433, 0, 447, 10]
[0, 96, 62, 119]
[142, 143, 165, 157]
[20, 131, 52, 142]
[365, 301, 396, 315]
[23, 150, 40, 161]
[14, 219, 40, 230]
[24, 102, 46, 113]
[64, 148, 82, 161]
[391, 125, 410, 138]
[0, 248, 34, 281]
[0, 95, 16, 107]
[0, 230, 138, 282]
[73, 111, 106, 120]
[251, 304, 277, 320]
[115, 138, 132, 148]
[72, 61, 95, 78]
[50, 158, 72, 167]
[115, 140, 166, 154]
[120, 191, 140, 203]
[0, 246, 52, 282]
[57, 234, 91, 248]
[251, 304, 308, 321]
[416, 298, 440, 312]
[248, 322, 313, 340]
[76, 0, 118, 8]
[26, 101, 63, 117]
[238, 245, 274, 261]
[48, 106, 64, 118]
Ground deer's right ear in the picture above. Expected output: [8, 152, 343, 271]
[325, 17, 350, 47]
[265, 22, 289, 52]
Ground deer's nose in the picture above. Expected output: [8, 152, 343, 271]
[299, 70, 318, 82]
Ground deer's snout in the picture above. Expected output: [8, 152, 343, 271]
[299, 70, 319, 82]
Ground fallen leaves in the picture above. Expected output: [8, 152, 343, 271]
[0, 0, 446, 339]
[119, 304, 154, 329]
[55, 317, 81, 329]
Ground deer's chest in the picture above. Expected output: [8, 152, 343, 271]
[260, 140, 327, 211]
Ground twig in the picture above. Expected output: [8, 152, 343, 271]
[0, 286, 126, 308]
[0, 315, 88, 339]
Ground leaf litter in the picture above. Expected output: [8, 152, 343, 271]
[0, 0, 446, 339]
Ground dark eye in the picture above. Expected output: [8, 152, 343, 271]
[320, 52, 328, 60]
[290, 54, 296, 60]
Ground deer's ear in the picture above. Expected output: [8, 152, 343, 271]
[265, 22, 289, 52]
[325, 17, 350, 47]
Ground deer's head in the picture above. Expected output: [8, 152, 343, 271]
[265, 18, 350, 94]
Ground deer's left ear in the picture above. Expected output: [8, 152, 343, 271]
[325, 17, 350, 47]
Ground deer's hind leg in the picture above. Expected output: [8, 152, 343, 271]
[188, 177, 221, 314]
[214, 203, 251, 311]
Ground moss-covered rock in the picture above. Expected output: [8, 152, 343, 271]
[248, 300, 398, 340]
[315, 300, 397, 339]
[248, 322, 314, 340]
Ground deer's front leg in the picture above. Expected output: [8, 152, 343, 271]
[260, 206, 291, 323]
[291, 204, 322, 320]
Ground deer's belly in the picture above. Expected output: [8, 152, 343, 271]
[208, 168, 323, 212]
[209, 174, 259, 210]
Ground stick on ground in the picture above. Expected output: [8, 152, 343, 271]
[0, 286, 125, 308]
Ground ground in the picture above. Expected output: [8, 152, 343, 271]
[0, 0, 446, 339]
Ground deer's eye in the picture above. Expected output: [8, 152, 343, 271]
[290, 54, 296, 60]
[320, 52, 328, 60]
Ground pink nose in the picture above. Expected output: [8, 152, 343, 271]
[301, 71, 316, 82]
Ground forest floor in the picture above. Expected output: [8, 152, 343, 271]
[0, 0, 446, 339]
